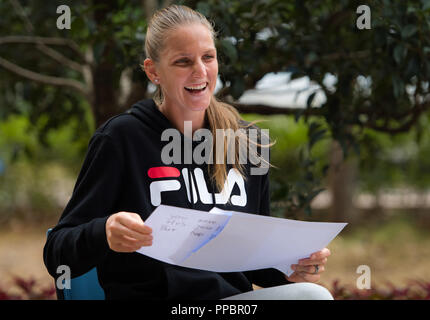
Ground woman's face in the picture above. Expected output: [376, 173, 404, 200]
[154, 23, 218, 112]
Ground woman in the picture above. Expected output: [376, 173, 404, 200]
[43, 4, 333, 300]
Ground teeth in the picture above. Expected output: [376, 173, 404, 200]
[185, 83, 207, 90]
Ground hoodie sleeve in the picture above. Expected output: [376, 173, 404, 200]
[43, 132, 123, 279]
[243, 170, 293, 287]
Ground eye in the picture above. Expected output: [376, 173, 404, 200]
[203, 55, 215, 60]
[175, 58, 190, 64]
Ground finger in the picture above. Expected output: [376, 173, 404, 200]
[287, 271, 321, 283]
[299, 272, 321, 283]
[297, 249, 330, 265]
[113, 234, 153, 251]
[121, 234, 153, 248]
[298, 257, 328, 266]
[118, 212, 152, 234]
[111, 241, 141, 253]
[118, 242, 146, 252]
[115, 223, 153, 243]
[310, 248, 331, 260]
[286, 272, 302, 283]
[292, 264, 325, 274]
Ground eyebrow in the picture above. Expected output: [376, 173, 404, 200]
[171, 49, 216, 60]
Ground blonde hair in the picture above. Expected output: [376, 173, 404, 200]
[143, 4, 271, 192]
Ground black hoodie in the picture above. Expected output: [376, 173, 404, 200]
[43, 99, 290, 300]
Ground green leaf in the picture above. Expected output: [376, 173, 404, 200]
[426, 61, 430, 78]
[290, 67, 304, 80]
[307, 188, 325, 202]
[392, 76, 404, 98]
[401, 25, 418, 38]
[422, 0, 430, 10]
[305, 52, 318, 67]
[322, 164, 330, 176]
[93, 42, 106, 64]
[351, 140, 360, 157]
[393, 44, 407, 64]
[405, 58, 419, 78]
[382, 0, 391, 7]
[230, 79, 245, 99]
[294, 109, 305, 122]
[306, 92, 317, 109]
[309, 129, 327, 149]
[308, 121, 321, 135]
[196, 2, 210, 17]
[220, 39, 238, 63]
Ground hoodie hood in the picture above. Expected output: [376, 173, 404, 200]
[127, 99, 174, 136]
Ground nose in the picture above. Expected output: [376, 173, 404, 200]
[192, 59, 207, 78]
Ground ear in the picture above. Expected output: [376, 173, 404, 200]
[142, 58, 159, 84]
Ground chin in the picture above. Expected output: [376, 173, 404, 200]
[188, 98, 212, 111]
[188, 105, 209, 113]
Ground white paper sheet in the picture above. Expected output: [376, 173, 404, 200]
[136, 205, 347, 276]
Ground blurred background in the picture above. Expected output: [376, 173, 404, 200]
[0, 0, 429, 299]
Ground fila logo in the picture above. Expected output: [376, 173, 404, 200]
[148, 166, 247, 207]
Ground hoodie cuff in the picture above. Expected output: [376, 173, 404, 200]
[87, 215, 111, 260]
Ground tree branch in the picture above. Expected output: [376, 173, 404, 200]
[0, 36, 85, 62]
[357, 100, 430, 134]
[0, 56, 89, 98]
[232, 99, 430, 135]
[9, 0, 34, 33]
[35, 44, 84, 73]
[7, 0, 86, 74]
[231, 102, 324, 116]
[320, 50, 376, 62]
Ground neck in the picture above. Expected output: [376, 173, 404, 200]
[159, 102, 206, 137]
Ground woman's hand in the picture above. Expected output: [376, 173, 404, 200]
[106, 211, 153, 253]
[286, 248, 331, 283]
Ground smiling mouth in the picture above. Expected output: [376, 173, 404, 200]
[184, 82, 208, 93]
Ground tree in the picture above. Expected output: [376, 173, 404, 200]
[1, 0, 429, 217]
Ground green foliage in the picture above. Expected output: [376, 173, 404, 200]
[2, 0, 428, 138]
[0, 161, 70, 223]
[244, 111, 430, 217]
[0, 111, 91, 166]
[0, 113, 90, 223]
[242, 114, 330, 217]
[1, 0, 429, 218]
[0, 114, 38, 163]
[358, 113, 430, 192]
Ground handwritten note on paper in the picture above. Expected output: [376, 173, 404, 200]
[136, 206, 231, 265]
[136, 205, 347, 276]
